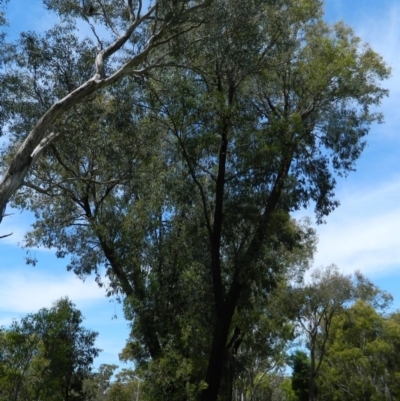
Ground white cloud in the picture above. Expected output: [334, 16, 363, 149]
[310, 177, 400, 276]
[0, 267, 130, 367]
[0, 269, 106, 314]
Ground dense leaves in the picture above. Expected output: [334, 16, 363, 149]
[317, 301, 400, 401]
[0, 0, 391, 400]
[290, 351, 310, 401]
[0, 298, 100, 401]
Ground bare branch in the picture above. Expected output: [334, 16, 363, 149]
[50, 145, 79, 178]
[0, 232, 12, 239]
[127, 0, 135, 21]
[136, 0, 142, 20]
[85, 17, 105, 46]
[96, 0, 121, 37]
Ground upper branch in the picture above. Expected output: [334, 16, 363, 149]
[0, 0, 215, 223]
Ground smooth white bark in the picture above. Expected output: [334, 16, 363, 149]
[0, 0, 212, 222]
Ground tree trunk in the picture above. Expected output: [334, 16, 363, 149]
[309, 343, 316, 401]
[201, 279, 242, 401]
[201, 313, 232, 401]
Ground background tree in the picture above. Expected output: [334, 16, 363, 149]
[287, 269, 395, 401]
[0, 322, 43, 400]
[0, 298, 100, 401]
[231, 279, 308, 401]
[289, 351, 310, 401]
[290, 266, 354, 401]
[83, 363, 119, 401]
[35, 298, 101, 401]
[317, 301, 400, 401]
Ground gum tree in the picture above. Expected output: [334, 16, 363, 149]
[290, 266, 354, 401]
[6, 0, 390, 399]
[0, 298, 100, 401]
[318, 301, 400, 401]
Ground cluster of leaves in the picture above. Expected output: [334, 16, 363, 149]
[316, 301, 400, 400]
[225, 267, 400, 401]
[0, 298, 100, 401]
[82, 364, 144, 401]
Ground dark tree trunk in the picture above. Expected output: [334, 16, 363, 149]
[201, 280, 242, 401]
[221, 327, 243, 401]
[201, 313, 232, 401]
[309, 343, 316, 401]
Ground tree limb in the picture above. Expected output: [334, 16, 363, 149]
[0, 0, 215, 222]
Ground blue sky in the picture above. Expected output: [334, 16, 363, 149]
[1, 0, 400, 368]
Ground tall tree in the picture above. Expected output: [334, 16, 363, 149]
[8, 0, 390, 400]
[142, 3, 389, 398]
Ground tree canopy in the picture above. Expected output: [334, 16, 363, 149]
[0, 0, 214, 220]
[0, 0, 391, 400]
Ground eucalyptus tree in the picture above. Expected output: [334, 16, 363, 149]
[142, 1, 389, 399]
[317, 301, 400, 401]
[31, 298, 100, 401]
[7, 0, 390, 400]
[289, 266, 354, 401]
[82, 364, 124, 401]
[288, 269, 393, 401]
[290, 351, 310, 401]
[0, 0, 214, 223]
[0, 323, 42, 401]
[0, 298, 100, 401]
[231, 281, 304, 401]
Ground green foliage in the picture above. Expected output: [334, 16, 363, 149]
[0, 325, 43, 401]
[1, 0, 390, 399]
[83, 364, 120, 401]
[290, 351, 310, 401]
[280, 377, 298, 401]
[353, 270, 393, 310]
[288, 266, 354, 400]
[83, 365, 144, 401]
[231, 280, 302, 401]
[0, 298, 100, 401]
[317, 301, 400, 401]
